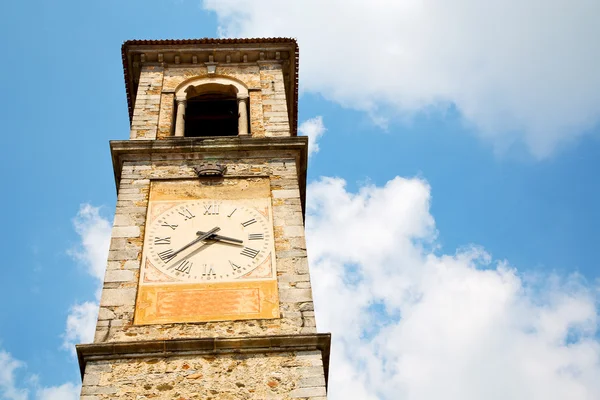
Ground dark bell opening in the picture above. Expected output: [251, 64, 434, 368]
[184, 93, 238, 137]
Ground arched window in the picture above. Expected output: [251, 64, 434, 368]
[174, 77, 249, 138]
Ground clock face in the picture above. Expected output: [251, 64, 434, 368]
[144, 199, 274, 282]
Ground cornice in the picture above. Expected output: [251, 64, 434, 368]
[110, 136, 309, 213]
[76, 333, 331, 386]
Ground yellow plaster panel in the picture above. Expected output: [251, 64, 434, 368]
[134, 280, 279, 325]
[135, 178, 279, 325]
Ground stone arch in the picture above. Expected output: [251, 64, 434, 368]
[175, 76, 249, 101]
[174, 76, 250, 137]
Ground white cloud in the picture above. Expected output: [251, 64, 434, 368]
[305, 176, 600, 399]
[64, 204, 112, 352]
[68, 204, 112, 281]
[0, 350, 79, 400]
[299, 116, 326, 156]
[0, 351, 28, 400]
[204, 0, 600, 158]
[35, 383, 80, 400]
[61, 302, 100, 353]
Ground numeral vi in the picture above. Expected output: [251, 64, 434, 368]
[202, 264, 216, 277]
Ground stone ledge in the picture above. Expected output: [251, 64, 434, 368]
[77, 332, 331, 385]
[110, 136, 308, 215]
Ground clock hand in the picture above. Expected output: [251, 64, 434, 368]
[196, 230, 243, 245]
[168, 227, 220, 261]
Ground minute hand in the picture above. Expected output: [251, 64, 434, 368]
[169, 227, 221, 259]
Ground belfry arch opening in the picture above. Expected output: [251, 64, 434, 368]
[174, 78, 250, 138]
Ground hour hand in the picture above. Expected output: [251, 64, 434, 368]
[196, 230, 243, 245]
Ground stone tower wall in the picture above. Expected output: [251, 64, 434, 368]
[79, 39, 328, 400]
[96, 151, 315, 343]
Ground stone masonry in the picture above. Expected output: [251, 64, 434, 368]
[134, 63, 290, 140]
[80, 346, 327, 400]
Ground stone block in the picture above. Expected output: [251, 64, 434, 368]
[284, 225, 305, 237]
[299, 302, 314, 312]
[298, 376, 326, 388]
[82, 372, 100, 386]
[81, 385, 118, 395]
[123, 260, 141, 270]
[97, 307, 115, 320]
[100, 288, 137, 307]
[272, 189, 300, 199]
[104, 269, 135, 283]
[289, 386, 327, 398]
[279, 289, 313, 303]
[117, 193, 146, 201]
[111, 226, 140, 238]
[107, 249, 139, 261]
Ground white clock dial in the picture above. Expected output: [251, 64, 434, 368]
[144, 200, 273, 282]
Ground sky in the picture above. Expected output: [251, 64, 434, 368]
[0, 0, 599, 399]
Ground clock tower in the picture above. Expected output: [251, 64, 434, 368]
[76, 38, 330, 399]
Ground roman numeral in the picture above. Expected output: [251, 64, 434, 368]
[203, 203, 220, 215]
[227, 208, 237, 217]
[241, 247, 260, 258]
[241, 218, 257, 227]
[154, 236, 171, 245]
[158, 249, 175, 262]
[229, 260, 242, 271]
[173, 260, 192, 274]
[248, 233, 264, 240]
[202, 264, 216, 277]
[161, 221, 178, 230]
[178, 208, 195, 220]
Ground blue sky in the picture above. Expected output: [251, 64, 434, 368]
[1, 1, 599, 399]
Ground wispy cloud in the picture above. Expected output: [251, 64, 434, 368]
[61, 301, 100, 353]
[0, 351, 28, 400]
[306, 176, 600, 399]
[68, 204, 112, 282]
[205, 0, 600, 158]
[35, 382, 79, 400]
[0, 350, 79, 400]
[63, 204, 112, 351]
[299, 116, 326, 157]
